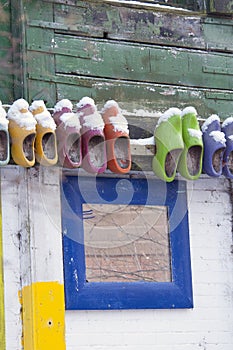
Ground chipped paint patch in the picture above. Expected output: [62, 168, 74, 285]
[21, 281, 65, 350]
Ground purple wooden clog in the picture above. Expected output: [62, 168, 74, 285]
[77, 97, 107, 174]
[201, 114, 226, 177]
[53, 99, 82, 169]
[222, 117, 233, 179]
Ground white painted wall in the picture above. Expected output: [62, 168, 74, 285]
[2, 167, 233, 350]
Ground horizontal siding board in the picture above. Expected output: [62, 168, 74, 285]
[53, 2, 205, 48]
[203, 19, 233, 52]
[23, 0, 53, 21]
[26, 72, 233, 118]
[26, 27, 55, 50]
[27, 52, 55, 80]
[26, 7, 233, 53]
[49, 36, 233, 90]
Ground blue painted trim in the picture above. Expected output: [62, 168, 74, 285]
[62, 175, 193, 310]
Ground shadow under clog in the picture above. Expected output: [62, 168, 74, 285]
[178, 107, 203, 180]
[152, 108, 184, 182]
[201, 114, 226, 177]
[101, 100, 131, 174]
[53, 99, 82, 169]
[77, 97, 107, 174]
[222, 117, 233, 179]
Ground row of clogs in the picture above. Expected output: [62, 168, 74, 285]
[54, 97, 131, 173]
[0, 97, 131, 174]
[152, 107, 233, 182]
[0, 98, 233, 181]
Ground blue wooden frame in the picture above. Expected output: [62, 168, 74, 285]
[61, 175, 193, 310]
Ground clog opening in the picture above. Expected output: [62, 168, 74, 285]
[115, 137, 130, 169]
[42, 132, 56, 159]
[212, 148, 225, 173]
[227, 152, 233, 174]
[23, 133, 36, 161]
[66, 133, 81, 164]
[187, 145, 202, 176]
[0, 130, 8, 161]
[88, 135, 105, 168]
[165, 149, 182, 178]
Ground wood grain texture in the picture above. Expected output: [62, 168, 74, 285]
[0, 186, 5, 350]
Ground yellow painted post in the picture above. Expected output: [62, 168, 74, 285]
[0, 190, 5, 350]
[21, 281, 65, 350]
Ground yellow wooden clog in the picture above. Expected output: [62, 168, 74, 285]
[30, 100, 58, 166]
[8, 99, 37, 167]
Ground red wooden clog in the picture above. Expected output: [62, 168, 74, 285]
[77, 97, 107, 174]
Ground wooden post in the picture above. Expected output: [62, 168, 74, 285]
[0, 186, 5, 350]
[19, 166, 66, 350]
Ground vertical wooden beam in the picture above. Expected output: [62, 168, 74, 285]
[20, 167, 66, 350]
[0, 185, 5, 350]
[10, 0, 28, 100]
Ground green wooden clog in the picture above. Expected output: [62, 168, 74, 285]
[152, 108, 184, 182]
[178, 107, 203, 180]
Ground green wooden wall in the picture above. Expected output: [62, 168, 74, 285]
[0, 1, 14, 103]
[0, 0, 232, 119]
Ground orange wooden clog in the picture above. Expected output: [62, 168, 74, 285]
[8, 99, 37, 167]
[101, 100, 131, 174]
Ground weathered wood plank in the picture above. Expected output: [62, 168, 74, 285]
[27, 80, 57, 106]
[26, 2, 233, 53]
[23, 0, 54, 21]
[208, 0, 233, 14]
[0, 0, 14, 102]
[0, 190, 5, 350]
[26, 72, 233, 119]
[203, 18, 233, 52]
[53, 2, 205, 48]
[45, 0, 206, 12]
[43, 36, 233, 91]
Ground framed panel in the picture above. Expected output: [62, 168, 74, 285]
[61, 175, 193, 310]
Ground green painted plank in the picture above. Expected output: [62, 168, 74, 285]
[208, 0, 233, 14]
[0, 184, 5, 350]
[26, 2, 233, 53]
[27, 51, 56, 81]
[27, 72, 233, 118]
[0, 0, 14, 102]
[203, 18, 233, 52]
[53, 2, 205, 48]
[22, 0, 54, 21]
[44, 37, 233, 90]
[27, 80, 57, 106]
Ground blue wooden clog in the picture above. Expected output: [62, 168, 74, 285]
[201, 115, 226, 177]
[222, 117, 233, 179]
